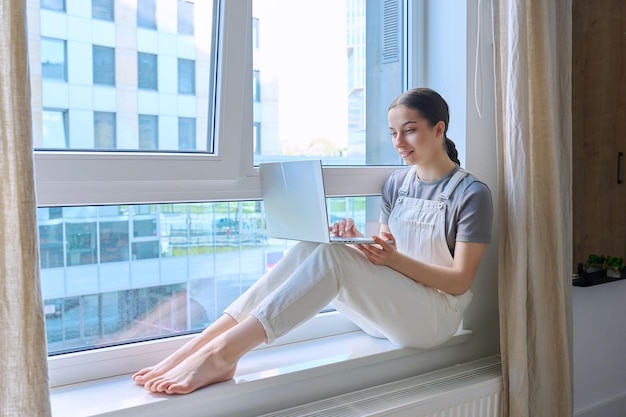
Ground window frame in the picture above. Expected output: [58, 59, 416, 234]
[42, 0, 411, 387]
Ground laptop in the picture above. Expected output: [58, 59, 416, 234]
[259, 160, 381, 244]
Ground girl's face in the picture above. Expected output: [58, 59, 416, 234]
[388, 105, 445, 166]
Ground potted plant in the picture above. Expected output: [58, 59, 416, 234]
[604, 256, 624, 278]
[584, 254, 605, 273]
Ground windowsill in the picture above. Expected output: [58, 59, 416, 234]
[50, 329, 472, 417]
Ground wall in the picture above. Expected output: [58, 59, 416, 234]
[573, 281, 626, 417]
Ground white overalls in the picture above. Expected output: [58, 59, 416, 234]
[225, 167, 473, 349]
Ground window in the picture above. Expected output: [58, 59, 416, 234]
[138, 115, 158, 149]
[41, 38, 66, 81]
[41, 0, 64, 12]
[40, 199, 372, 354]
[42, 109, 68, 148]
[31, 0, 418, 386]
[178, 117, 196, 150]
[138, 52, 158, 90]
[92, 0, 114, 21]
[93, 45, 115, 86]
[177, 58, 195, 94]
[177, 0, 194, 35]
[94, 111, 116, 149]
[137, 0, 156, 29]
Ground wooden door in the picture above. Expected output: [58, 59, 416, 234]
[572, 0, 626, 271]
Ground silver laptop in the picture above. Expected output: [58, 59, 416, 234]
[259, 160, 379, 244]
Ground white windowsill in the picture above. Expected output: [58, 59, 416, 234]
[50, 329, 472, 417]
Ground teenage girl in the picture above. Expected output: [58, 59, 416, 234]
[133, 87, 493, 395]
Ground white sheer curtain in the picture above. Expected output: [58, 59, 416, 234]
[491, 1, 573, 416]
[0, 1, 52, 415]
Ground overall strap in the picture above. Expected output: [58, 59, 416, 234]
[439, 168, 470, 202]
[398, 167, 415, 197]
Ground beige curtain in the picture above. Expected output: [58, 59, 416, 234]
[492, 1, 573, 416]
[0, 1, 52, 416]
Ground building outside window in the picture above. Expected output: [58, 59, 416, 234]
[177, 0, 194, 35]
[177, 58, 195, 94]
[41, 38, 66, 81]
[94, 111, 116, 149]
[178, 117, 196, 150]
[137, 0, 156, 29]
[42, 109, 68, 148]
[92, 0, 114, 21]
[138, 52, 158, 90]
[138, 115, 158, 149]
[92, 45, 115, 86]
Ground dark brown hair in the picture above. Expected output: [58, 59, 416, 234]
[388, 88, 460, 166]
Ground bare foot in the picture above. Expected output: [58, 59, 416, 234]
[133, 314, 238, 386]
[142, 316, 267, 394]
[143, 345, 237, 394]
[132, 348, 192, 386]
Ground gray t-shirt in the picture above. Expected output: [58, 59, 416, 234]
[379, 166, 493, 256]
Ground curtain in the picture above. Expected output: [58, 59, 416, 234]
[491, 1, 573, 416]
[0, 0, 52, 416]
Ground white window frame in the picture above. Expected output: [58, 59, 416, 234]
[40, 0, 408, 387]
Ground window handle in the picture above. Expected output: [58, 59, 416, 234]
[619, 152, 623, 185]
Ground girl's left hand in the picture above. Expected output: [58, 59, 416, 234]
[356, 232, 397, 266]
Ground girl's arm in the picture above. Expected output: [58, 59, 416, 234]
[361, 225, 487, 295]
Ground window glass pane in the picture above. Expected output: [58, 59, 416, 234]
[94, 111, 116, 149]
[40, 198, 378, 354]
[41, 0, 65, 12]
[41, 38, 66, 81]
[31, 1, 215, 152]
[138, 115, 158, 149]
[92, 0, 114, 21]
[252, 0, 403, 166]
[138, 52, 158, 90]
[93, 45, 115, 86]
[177, 1, 194, 35]
[137, 0, 156, 29]
[42, 109, 68, 148]
[177, 58, 195, 94]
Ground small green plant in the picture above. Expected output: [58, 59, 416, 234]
[604, 256, 624, 271]
[584, 254, 606, 272]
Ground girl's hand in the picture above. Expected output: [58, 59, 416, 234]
[329, 218, 362, 238]
[356, 232, 397, 266]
